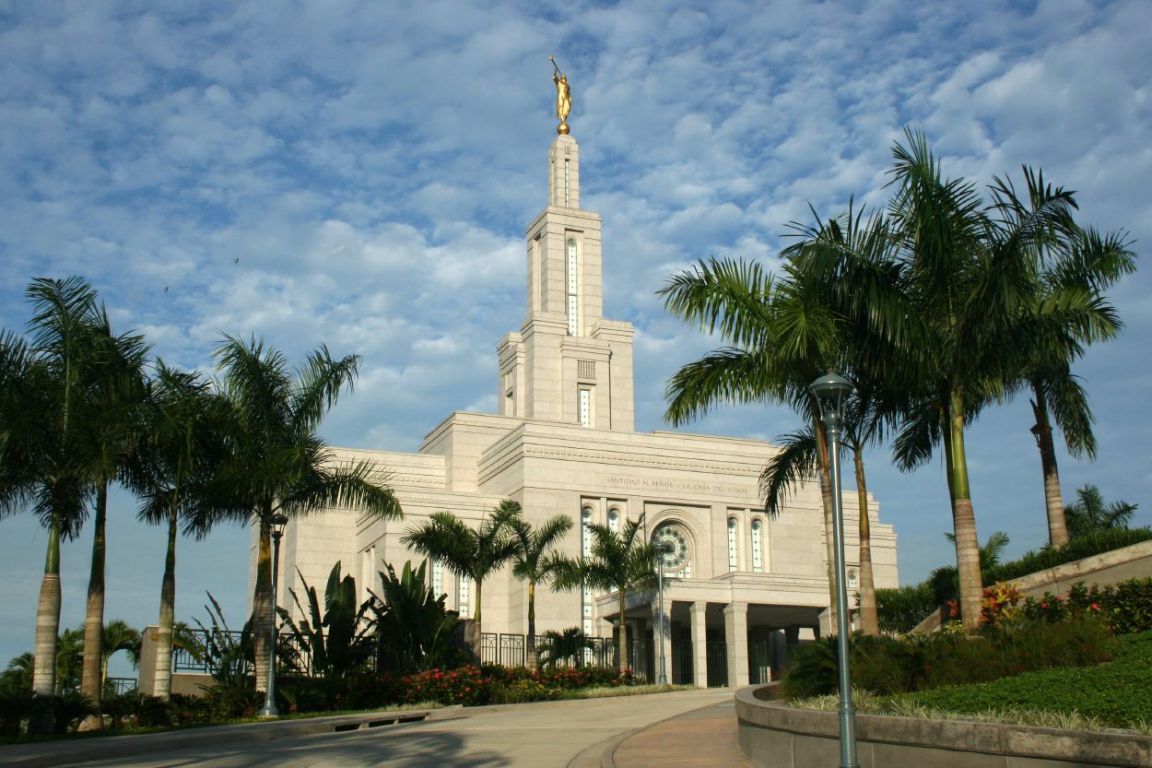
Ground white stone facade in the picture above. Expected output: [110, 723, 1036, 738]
[264, 130, 899, 686]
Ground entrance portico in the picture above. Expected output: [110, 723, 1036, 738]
[597, 574, 826, 687]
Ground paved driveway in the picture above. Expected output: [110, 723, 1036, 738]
[3, 689, 734, 768]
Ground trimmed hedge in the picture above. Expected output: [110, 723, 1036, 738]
[985, 527, 1152, 584]
[781, 617, 1117, 699]
[888, 630, 1152, 729]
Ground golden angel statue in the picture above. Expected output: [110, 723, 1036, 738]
[550, 56, 571, 134]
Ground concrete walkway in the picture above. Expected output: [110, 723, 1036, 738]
[0, 688, 746, 768]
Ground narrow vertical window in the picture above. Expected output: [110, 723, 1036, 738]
[727, 518, 739, 572]
[563, 158, 570, 206]
[579, 387, 592, 427]
[751, 519, 764, 573]
[581, 506, 594, 636]
[608, 508, 620, 533]
[458, 574, 471, 619]
[566, 238, 579, 335]
[432, 560, 443, 598]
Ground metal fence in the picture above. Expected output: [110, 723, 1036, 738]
[104, 677, 137, 696]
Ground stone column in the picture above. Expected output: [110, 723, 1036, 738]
[629, 619, 647, 678]
[724, 601, 749, 688]
[690, 601, 709, 688]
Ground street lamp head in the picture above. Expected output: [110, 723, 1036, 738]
[270, 513, 289, 538]
[809, 372, 854, 426]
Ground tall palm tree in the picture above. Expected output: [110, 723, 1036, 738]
[210, 335, 402, 697]
[494, 502, 573, 666]
[550, 515, 658, 673]
[129, 362, 230, 700]
[401, 502, 520, 643]
[659, 257, 841, 625]
[0, 278, 109, 729]
[1064, 485, 1138, 539]
[78, 314, 148, 724]
[837, 131, 1086, 629]
[988, 170, 1135, 547]
[661, 204, 897, 632]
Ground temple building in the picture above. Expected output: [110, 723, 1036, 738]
[267, 106, 899, 687]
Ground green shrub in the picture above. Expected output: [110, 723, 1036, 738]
[781, 618, 1117, 699]
[889, 630, 1152, 729]
[490, 678, 557, 704]
[1021, 578, 1152, 635]
[875, 583, 937, 634]
[986, 527, 1152, 584]
[0, 689, 34, 737]
[401, 666, 490, 706]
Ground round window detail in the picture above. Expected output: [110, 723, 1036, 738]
[652, 522, 691, 572]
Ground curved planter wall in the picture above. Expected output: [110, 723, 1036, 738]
[736, 685, 1152, 768]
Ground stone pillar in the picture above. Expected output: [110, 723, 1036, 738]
[629, 619, 647, 678]
[724, 601, 749, 688]
[651, 599, 673, 684]
[690, 601, 709, 688]
[138, 626, 159, 696]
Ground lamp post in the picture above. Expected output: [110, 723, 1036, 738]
[259, 512, 289, 719]
[809, 372, 858, 768]
[654, 542, 673, 685]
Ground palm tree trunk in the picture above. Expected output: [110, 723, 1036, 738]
[616, 591, 628, 673]
[948, 390, 983, 632]
[153, 505, 179, 700]
[813, 417, 838, 633]
[30, 516, 62, 734]
[252, 513, 273, 694]
[80, 483, 109, 726]
[852, 447, 879, 636]
[526, 579, 538, 670]
[1031, 385, 1069, 547]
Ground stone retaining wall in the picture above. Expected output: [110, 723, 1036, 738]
[735, 685, 1152, 768]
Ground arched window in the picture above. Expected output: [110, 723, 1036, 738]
[727, 518, 739, 572]
[608, 507, 620, 533]
[751, 519, 764, 573]
[848, 569, 858, 590]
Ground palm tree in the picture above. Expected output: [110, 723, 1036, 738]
[794, 131, 1087, 630]
[209, 335, 402, 698]
[662, 204, 897, 632]
[130, 362, 230, 700]
[1064, 485, 1138, 539]
[0, 277, 109, 727]
[78, 314, 148, 724]
[494, 502, 573, 666]
[660, 256, 843, 626]
[550, 514, 658, 673]
[99, 620, 141, 690]
[400, 502, 520, 644]
[988, 170, 1135, 547]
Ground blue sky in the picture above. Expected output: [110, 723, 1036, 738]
[1, 0, 1150, 669]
